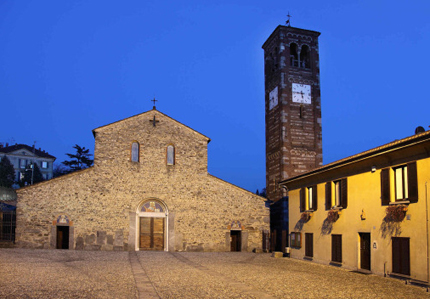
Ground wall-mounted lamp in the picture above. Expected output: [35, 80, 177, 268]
[361, 209, 366, 220]
[371, 166, 376, 173]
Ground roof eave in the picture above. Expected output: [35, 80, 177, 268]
[279, 132, 430, 188]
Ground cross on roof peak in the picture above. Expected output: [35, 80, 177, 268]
[286, 12, 292, 27]
[152, 97, 158, 110]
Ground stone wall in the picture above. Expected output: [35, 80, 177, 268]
[15, 110, 269, 251]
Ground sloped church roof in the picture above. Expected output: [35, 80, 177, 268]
[92, 108, 211, 143]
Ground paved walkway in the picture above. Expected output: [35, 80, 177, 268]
[1, 249, 429, 298]
[129, 251, 159, 299]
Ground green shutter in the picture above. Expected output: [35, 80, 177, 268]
[341, 178, 348, 209]
[300, 188, 305, 212]
[312, 185, 318, 211]
[407, 162, 418, 203]
[325, 182, 331, 210]
[381, 168, 390, 205]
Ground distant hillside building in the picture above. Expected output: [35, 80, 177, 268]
[281, 130, 430, 281]
[0, 143, 56, 183]
[15, 109, 269, 252]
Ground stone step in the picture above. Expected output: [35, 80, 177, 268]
[271, 251, 284, 258]
[0, 241, 15, 248]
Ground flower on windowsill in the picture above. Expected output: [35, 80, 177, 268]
[327, 209, 339, 223]
[300, 211, 312, 222]
[385, 204, 408, 222]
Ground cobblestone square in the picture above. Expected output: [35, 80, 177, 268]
[0, 249, 428, 298]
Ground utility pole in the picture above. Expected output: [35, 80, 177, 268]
[31, 141, 36, 185]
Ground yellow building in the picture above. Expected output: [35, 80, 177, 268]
[280, 130, 430, 282]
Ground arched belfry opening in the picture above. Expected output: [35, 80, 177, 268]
[290, 43, 299, 67]
[136, 199, 168, 251]
[300, 45, 310, 68]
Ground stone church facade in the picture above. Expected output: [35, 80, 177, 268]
[15, 109, 269, 251]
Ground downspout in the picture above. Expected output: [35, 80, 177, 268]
[426, 181, 429, 283]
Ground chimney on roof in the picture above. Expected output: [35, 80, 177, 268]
[6, 143, 9, 147]
[0, 144, 3, 149]
[415, 126, 425, 135]
[39, 148, 41, 151]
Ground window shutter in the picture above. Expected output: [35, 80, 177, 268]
[381, 168, 390, 205]
[312, 185, 318, 211]
[300, 188, 305, 212]
[325, 182, 331, 210]
[341, 178, 348, 209]
[407, 162, 418, 203]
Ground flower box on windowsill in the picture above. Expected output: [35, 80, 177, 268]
[301, 211, 313, 222]
[327, 209, 341, 223]
[331, 206, 343, 211]
[385, 204, 408, 222]
[389, 200, 410, 205]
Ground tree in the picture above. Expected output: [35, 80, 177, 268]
[62, 144, 94, 173]
[53, 162, 68, 178]
[0, 156, 15, 188]
[20, 162, 44, 186]
[260, 188, 267, 198]
[255, 188, 267, 198]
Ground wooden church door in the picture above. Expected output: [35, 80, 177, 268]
[56, 226, 69, 249]
[230, 230, 242, 251]
[140, 217, 164, 250]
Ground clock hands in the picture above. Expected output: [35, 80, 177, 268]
[293, 90, 305, 97]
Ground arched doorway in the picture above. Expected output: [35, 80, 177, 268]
[136, 199, 168, 251]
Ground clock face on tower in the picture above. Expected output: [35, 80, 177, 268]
[292, 83, 311, 104]
[269, 86, 278, 110]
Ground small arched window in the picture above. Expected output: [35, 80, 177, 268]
[131, 142, 140, 162]
[167, 145, 175, 165]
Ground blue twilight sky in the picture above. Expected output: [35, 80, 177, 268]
[1, 1, 429, 192]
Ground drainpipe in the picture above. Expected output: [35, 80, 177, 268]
[426, 182, 429, 283]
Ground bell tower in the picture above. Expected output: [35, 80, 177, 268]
[263, 24, 323, 202]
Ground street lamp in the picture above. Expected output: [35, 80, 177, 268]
[30, 163, 34, 185]
[25, 163, 34, 185]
